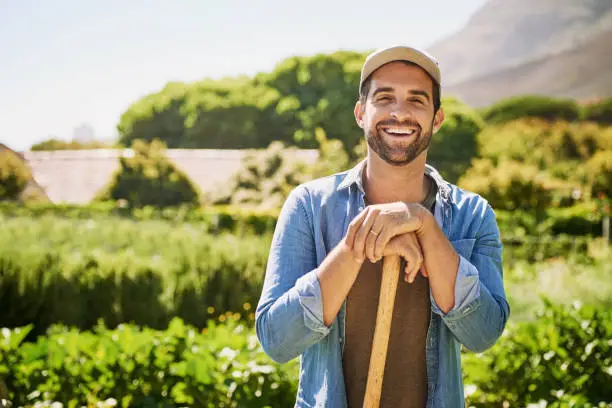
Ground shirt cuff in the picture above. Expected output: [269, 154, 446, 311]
[431, 254, 480, 318]
[294, 269, 330, 334]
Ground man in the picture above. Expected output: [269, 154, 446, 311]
[255, 45, 509, 407]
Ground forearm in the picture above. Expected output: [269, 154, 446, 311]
[316, 238, 363, 327]
[418, 213, 460, 314]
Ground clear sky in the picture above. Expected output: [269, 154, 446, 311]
[0, 0, 486, 151]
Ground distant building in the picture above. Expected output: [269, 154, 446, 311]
[22, 148, 319, 204]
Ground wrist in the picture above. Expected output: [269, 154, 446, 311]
[416, 206, 436, 238]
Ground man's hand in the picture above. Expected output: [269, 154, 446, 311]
[345, 202, 431, 263]
[383, 233, 429, 283]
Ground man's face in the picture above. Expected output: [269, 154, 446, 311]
[355, 61, 444, 166]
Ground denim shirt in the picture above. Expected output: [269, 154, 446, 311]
[255, 160, 510, 407]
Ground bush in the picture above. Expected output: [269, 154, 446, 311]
[464, 300, 612, 407]
[582, 98, 612, 125]
[96, 139, 200, 208]
[211, 141, 311, 210]
[586, 151, 612, 198]
[458, 159, 554, 212]
[483, 95, 581, 124]
[0, 318, 298, 407]
[0, 150, 31, 201]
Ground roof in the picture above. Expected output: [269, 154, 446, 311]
[23, 148, 319, 204]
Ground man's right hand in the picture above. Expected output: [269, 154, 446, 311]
[382, 233, 429, 283]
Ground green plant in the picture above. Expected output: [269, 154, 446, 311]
[464, 300, 612, 407]
[0, 150, 31, 201]
[96, 139, 200, 208]
[483, 95, 581, 124]
[0, 318, 299, 407]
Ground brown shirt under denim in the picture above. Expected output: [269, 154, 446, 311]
[342, 174, 437, 408]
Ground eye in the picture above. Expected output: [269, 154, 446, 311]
[411, 98, 425, 105]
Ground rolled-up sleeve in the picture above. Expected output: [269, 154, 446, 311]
[431, 204, 510, 353]
[255, 186, 330, 364]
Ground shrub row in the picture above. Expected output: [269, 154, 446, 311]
[0, 216, 271, 338]
[0, 215, 602, 337]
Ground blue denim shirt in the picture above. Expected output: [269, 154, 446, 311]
[256, 160, 510, 407]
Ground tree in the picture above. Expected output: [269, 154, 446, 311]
[0, 150, 31, 201]
[586, 150, 612, 198]
[427, 97, 484, 183]
[96, 139, 200, 208]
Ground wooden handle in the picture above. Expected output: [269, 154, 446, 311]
[363, 255, 401, 408]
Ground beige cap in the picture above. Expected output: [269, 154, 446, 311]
[359, 45, 441, 93]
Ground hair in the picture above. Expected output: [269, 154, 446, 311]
[359, 61, 441, 113]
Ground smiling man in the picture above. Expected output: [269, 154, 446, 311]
[256, 45, 510, 407]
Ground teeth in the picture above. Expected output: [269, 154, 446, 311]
[385, 127, 415, 135]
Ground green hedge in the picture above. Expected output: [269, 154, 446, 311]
[0, 318, 298, 407]
[0, 213, 603, 337]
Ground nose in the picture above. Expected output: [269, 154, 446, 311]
[390, 100, 414, 123]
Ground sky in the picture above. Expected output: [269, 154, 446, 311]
[0, 0, 487, 151]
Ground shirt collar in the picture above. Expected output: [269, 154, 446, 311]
[336, 158, 451, 201]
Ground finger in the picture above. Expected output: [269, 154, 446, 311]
[365, 216, 384, 262]
[408, 251, 423, 283]
[344, 208, 368, 248]
[420, 264, 429, 278]
[353, 208, 380, 262]
[365, 227, 379, 263]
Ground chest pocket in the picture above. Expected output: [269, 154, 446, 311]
[451, 238, 476, 260]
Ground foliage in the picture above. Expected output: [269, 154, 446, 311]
[458, 159, 554, 212]
[0, 215, 271, 337]
[0, 150, 31, 201]
[483, 95, 581, 124]
[210, 141, 312, 210]
[427, 97, 485, 183]
[582, 98, 612, 125]
[30, 138, 112, 151]
[586, 151, 612, 198]
[96, 139, 200, 208]
[0, 318, 298, 407]
[117, 51, 368, 152]
[464, 300, 612, 407]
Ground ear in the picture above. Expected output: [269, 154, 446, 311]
[354, 100, 365, 129]
[432, 107, 445, 134]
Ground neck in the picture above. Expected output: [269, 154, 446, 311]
[362, 151, 429, 205]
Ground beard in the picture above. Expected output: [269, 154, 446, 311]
[366, 118, 434, 166]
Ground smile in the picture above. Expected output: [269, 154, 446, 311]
[380, 127, 418, 138]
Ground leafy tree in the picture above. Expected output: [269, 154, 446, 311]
[0, 150, 31, 201]
[96, 139, 200, 208]
[427, 97, 484, 183]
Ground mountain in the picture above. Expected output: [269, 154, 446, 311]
[443, 29, 612, 107]
[428, 0, 612, 86]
